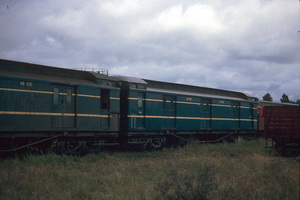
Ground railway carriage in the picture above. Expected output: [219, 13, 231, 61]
[259, 104, 300, 154]
[0, 59, 120, 153]
[115, 76, 258, 149]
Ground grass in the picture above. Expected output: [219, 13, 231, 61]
[0, 139, 299, 200]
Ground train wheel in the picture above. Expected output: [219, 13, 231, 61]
[149, 138, 165, 150]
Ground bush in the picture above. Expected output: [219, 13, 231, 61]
[155, 166, 217, 200]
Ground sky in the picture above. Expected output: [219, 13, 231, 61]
[0, 0, 300, 102]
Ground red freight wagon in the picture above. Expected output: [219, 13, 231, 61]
[264, 106, 300, 150]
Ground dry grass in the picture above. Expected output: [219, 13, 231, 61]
[0, 139, 299, 200]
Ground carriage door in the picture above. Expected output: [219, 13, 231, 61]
[200, 99, 211, 129]
[52, 86, 76, 128]
[136, 93, 145, 129]
[100, 89, 110, 129]
[162, 96, 176, 129]
[231, 102, 240, 129]
[249, 103, 255, 129]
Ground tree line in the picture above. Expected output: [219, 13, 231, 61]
[262, 93, 300, 104]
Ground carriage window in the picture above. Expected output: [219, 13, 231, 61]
[101, 89, 109, 109]
[53, 88, 59, 105]
[137, 96, 143, 108]
[163, 98, 166, 110]
[249, 104, 254, 115]
[170, 99, 175, 111]
[67, 89, 72, 104]
[202, 104, 208, 113]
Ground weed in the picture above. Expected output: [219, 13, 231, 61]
[0, 139, 298, 200]
[155, 166, 217, 200]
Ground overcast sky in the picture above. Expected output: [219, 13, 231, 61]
[1, 0, 299, 101]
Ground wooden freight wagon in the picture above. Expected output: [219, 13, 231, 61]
[264, 106, 300, 152]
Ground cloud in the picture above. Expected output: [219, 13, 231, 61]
[0, 0, 299, 101]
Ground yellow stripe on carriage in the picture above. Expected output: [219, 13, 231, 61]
[0, 111, 109, 118]
[128, 115, 257, 121]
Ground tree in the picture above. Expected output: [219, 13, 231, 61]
[280, 93, 291, 103]
[296, 99, 300, 105]
[262, 93, 273, 101]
